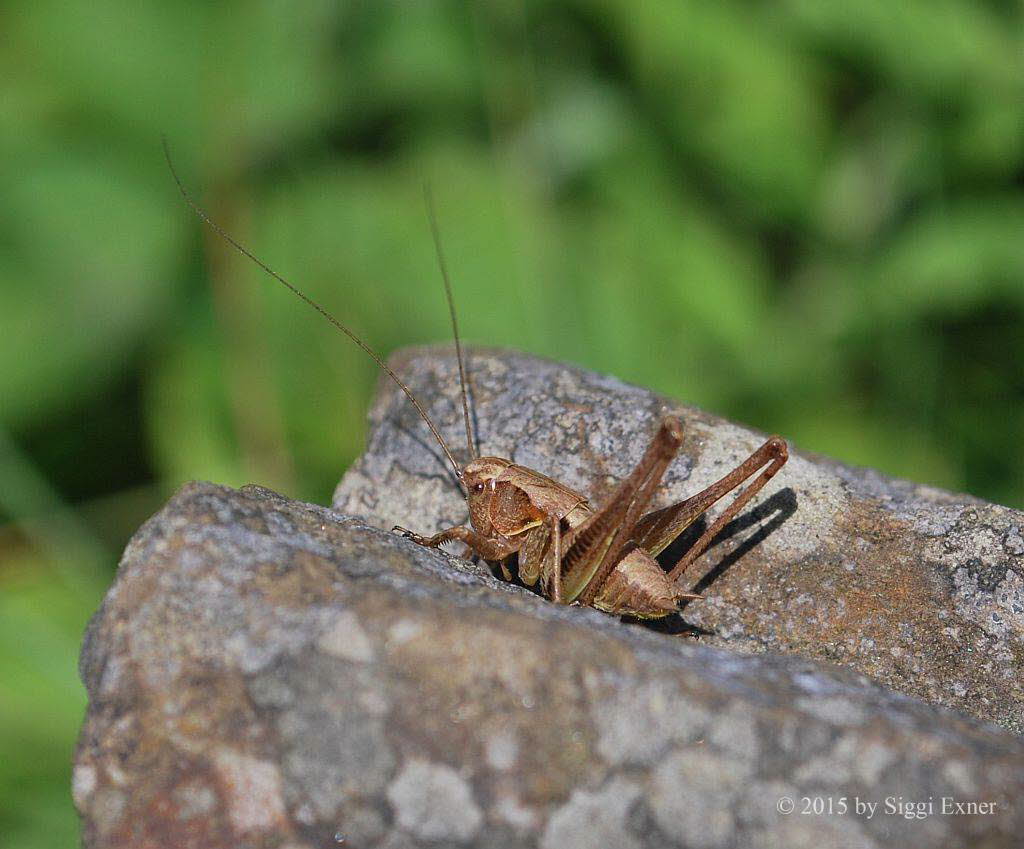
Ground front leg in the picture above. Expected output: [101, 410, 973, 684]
[392, 525, 518, 562]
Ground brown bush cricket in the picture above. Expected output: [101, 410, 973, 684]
[165, 140, 788, 619]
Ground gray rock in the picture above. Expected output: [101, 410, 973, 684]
[74, 348, 1024, 848]
[335, 346, 1024, 734]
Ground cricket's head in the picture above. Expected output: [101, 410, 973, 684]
[462, 457, 512, 524]
[462, 456, 512, 489]
[461, 455, 542, 537]
[461, 455, 586, 542]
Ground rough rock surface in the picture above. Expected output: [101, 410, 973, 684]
[77, 482, 1024, 848]
[335, 347, 1024, 735]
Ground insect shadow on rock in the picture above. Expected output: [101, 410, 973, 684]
[164, 139, 790, 620]
[642, 486, 798, 635]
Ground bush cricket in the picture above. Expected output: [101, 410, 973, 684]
[165, 140, 788, 619]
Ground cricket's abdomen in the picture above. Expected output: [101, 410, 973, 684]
[591, 545, 679, 619]
[559, 503, 679, 618]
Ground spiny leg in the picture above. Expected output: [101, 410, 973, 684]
[563, 416, 683, 606]
[632, 436, 788, 585]
[546, 515, 562, 603]
[393, 525, 518, 561]
[551, 518, 562, 603]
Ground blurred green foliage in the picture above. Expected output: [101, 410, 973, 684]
[2, 0, 1023, 844]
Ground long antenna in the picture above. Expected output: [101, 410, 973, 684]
[423, 184, 476, 461]
[162, 138, 465, 482]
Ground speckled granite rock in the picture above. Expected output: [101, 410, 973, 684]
[76, 481, 1024, 848]
[335, 347, 1024, 735]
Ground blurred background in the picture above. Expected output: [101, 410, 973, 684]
[2, 0, 1023, 845]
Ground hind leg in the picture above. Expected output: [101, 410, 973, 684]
[631, 436, 788, 583]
